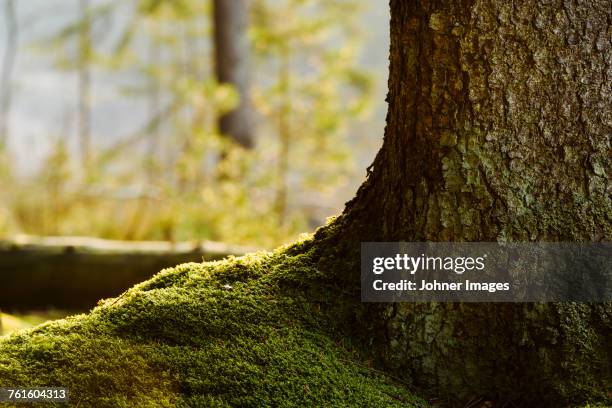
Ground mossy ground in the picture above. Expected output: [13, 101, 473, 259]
[0, 237, 426, 407]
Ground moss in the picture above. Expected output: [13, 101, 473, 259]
[0, 239, 426, 407]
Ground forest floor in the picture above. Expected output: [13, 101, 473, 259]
[0, 236, 428, 407]
[1, 234, 607, 407]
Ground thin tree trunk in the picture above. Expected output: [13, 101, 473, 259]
[315, 0, 611, 403]
[177, 22, 194, 193]
[146, 34, 161, 183]
[77, 0, 91, 168]
[213, 0, 254, 148]
[0, 0, 17, 336]
[0, 0, 17, 151]
[275, 45, 290, 225]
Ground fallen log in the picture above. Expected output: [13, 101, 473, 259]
[0, 235, 251, 310]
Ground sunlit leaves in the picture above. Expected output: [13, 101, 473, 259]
[251, 0, 373, 206]
[9, 0, 375, 247]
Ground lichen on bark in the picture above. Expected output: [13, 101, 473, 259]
[326, 0, 611, 404]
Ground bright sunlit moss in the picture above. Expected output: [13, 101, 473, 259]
[0, 238, 426, 407]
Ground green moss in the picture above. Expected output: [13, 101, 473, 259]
[0, 240, 426, 407]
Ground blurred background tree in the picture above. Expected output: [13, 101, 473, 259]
[0, 0, 386, 249]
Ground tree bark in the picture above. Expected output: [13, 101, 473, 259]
[313, 0, 611, 404]
[213, 0, 254, 148]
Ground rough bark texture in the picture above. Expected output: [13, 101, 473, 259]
[315, 0, 611, 405]
[346, 0, 610, 243]
[213, 0, 255, 148]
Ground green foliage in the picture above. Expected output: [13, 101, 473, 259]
[0, 0, 374, 248]
[0, 241, 426, 407]
[251, 0, 373, 194]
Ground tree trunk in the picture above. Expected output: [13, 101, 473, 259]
[275, 44, 291, 225]
[315, 0, 611, 404]
[0, 0, 18, 338]
[146, 33, 161, 182]
[0, 0, 17, 150]
[77, 0, 91, 168]
[213, 0, 254, 148]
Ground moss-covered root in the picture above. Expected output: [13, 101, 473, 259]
[0, 249, 426, 407]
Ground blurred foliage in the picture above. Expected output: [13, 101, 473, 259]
[0, 0, 373, 248]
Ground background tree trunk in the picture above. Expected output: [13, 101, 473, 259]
[275, 44, 291, 225]
[0, 0, 18, 337]
[146, 33, 161, 182]
[0, 0, 17, 151]
[77, 0, 91, 168]
[213, 0, 254, 148]
[316, 0, 610, 404]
